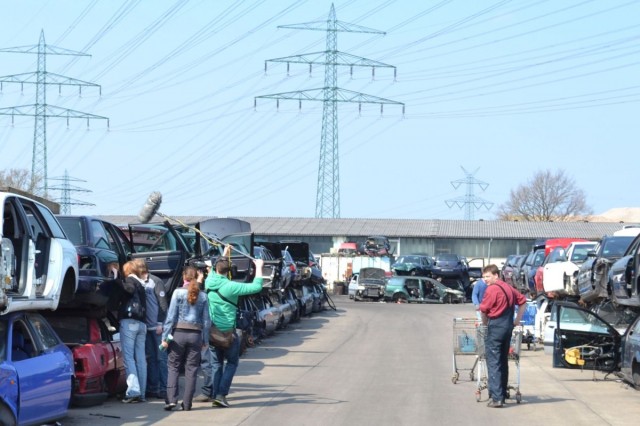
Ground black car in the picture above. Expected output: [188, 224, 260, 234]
[391, 255, 434, 276]
[360, 236, 391, 257]
[56, 215, 132, 309]
[577, 235, 636, 304]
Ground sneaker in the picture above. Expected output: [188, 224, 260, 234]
[194, 394, 214, 403]
[122, 396, 141, 404]
[213, 395, 230, 408]
[164, 402, 176, 411]
[487, 399, 504, 408]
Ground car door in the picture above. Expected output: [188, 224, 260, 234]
[552, 303, 621, 372]
[14, 313, 71, 425]
[542, 248, 568, 293]
[126, 223, 189, 297]
[219, 232, 255, 282]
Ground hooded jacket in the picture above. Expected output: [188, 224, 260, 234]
[205, 273, 263, 332]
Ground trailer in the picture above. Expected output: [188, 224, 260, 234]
[318, 253, 393, 290]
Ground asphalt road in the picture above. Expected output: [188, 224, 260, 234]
[63, 296, 639, 426]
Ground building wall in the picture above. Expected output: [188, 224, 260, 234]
[255, 234, 537, 260]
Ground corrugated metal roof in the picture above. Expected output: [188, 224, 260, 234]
[97, 215, 635, 240]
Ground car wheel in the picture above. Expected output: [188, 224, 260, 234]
[393, 294, 407, 304]
[0, 403, 16, 426]
[444, 294, 454, 304]
[633, 362, 640, 387]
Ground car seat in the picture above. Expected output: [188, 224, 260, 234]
[12, 329, 30, 361]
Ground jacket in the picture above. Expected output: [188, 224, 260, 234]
[205, 273, 263, 332]
[162, 288, 211, 346]
[117, 275, 147, 322]
[143, 273, 169, 328]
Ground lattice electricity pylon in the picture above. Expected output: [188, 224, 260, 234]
[0, 30, 108, 196]
[255, 4, 404, 219]
[445, 167, 493, 220]
[48, 170, 94, 214]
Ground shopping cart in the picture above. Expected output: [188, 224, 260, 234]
[473, 325, 523, 403]
[451, 318, 484, 384]
[518, 301, 538, 350]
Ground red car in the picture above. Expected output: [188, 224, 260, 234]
[42, 311, 126, 407]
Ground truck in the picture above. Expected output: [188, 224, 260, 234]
[318, 253, 394, 291]
[1, 189, 78, 314]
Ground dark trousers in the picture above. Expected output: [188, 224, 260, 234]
[485, 313, 513, 402]
[166, 329, 202, 408]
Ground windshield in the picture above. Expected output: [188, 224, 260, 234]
[601, 236, 634, 258]
[398, 256, 423, 264]
[436, 254, 458, 262]
[57, 217, 86, 246]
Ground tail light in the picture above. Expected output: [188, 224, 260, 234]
[289, 264, 296, 272]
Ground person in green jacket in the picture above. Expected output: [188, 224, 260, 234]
[205, 245, 264, 408]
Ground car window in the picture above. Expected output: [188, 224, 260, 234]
[57, 217, 86, 245]
[107, 224, 132, 258]
[91, 219, 113, 250]
[45, 315, 90, 344]
[27, 313, 61, 350]
[602, 236, 633, 258]
[12, 319, 35, 360]
[533, 250, 545, 266]
[558, 306, 610, 334]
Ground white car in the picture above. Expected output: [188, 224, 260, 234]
[542, 241, 598, 296]
[1, 191, 78, 314]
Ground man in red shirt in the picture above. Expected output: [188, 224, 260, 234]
[479, 264, 527, 407]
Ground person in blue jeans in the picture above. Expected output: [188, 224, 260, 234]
[205, 246, 264, 408]
[117, 261, 148, 403]
[134, 259, 169, 400]
[479, 264, 526, 408]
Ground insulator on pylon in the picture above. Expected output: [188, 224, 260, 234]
[350, 66, 353, 78]
[358, 103, 361, 116]
[254, 98, 257, 110]
[309, 64, 312, 76]
[299, 100, 302, 110]
[276, 99, 280, 110]
[402, 105, 405, 116]
[287, 62, 290, 76]
[264, 61, 267, 73]
[394, 68, 397, 81]
[372, 67, 375, 80]
[380, 104, 383, 115]
[58, 85, 62, 95]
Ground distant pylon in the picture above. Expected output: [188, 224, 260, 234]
[445, 167, 493, 220]
[255, 3, 404, 218]
[48, 170, 94, 214]
[0, 30, 109, 196]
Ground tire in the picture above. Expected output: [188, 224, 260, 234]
[632, 362, 640, 387]
[393, 294, 407, 304]
[0, 403, 16, 426]
[443, 294, 454, 304]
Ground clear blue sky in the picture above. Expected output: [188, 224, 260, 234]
[0, 0, 638, 220]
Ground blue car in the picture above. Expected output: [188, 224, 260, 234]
[0, 311, 74, 426]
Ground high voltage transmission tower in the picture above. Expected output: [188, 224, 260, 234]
[49, 169, 94, 214]
[255, 4, 404, 219]
[445, 166, 493, 220]
[0, 30, 108, 196]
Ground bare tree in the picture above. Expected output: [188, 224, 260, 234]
[496, 169, 592, 221]
[0, 168, 42, 194]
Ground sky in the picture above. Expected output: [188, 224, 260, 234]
[0, 0, 638, 221]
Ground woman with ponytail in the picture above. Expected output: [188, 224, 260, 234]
[161, 266, 211, 411]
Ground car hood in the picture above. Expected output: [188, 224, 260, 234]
[359, 268, 386, 281]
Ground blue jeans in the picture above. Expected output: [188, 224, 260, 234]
[485, 313, 513, 403]
[145, 329, 167, 395]
[200, 346, 214, 397]
[120, 319, 148, 398]
[211, 331, 240, 397]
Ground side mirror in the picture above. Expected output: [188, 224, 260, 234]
[586, 250, 597, 258]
